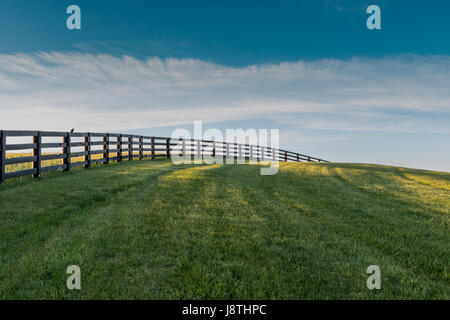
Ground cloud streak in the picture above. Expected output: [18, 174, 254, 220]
[0, 52, 449, 135]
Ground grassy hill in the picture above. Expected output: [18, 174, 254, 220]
[0, 159, 448, 299]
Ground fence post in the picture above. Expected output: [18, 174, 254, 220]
[139, 136, 143, 160]
[297, 154, 299, 162]
[128, 136, 133, 161]
[308, 156, 311, 162]
[212, 141, 216, 159]
[197, 140, 201, 160]
[118, 135, 123, 162]
[151, 137, 155, 160]
[33, 132, 41, 178]
[261, 146, 264, 161]
[84, 133, 91, 168]
[0, 131, 5, 184]
[63, 132, 71, 171]
[104, 134, 109, 164]
[166, 138, 171, 159]
[181, 139, 185, 158]
[284, 151, 288, 162]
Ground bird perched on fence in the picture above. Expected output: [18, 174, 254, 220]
[70, 128, 74, 133]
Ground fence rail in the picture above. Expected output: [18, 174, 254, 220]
[0, 130, 328, 183]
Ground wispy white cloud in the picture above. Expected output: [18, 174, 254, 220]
[0, 52, 449, 136]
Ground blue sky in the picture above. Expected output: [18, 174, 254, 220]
[1, 0, 450, 64]
[0, 0, 449, 171]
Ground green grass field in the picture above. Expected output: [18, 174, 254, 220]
[0, 159, 448, 299]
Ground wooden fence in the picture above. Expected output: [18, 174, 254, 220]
[0, 130, 328, 183]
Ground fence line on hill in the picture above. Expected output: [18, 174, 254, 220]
[0, 130, 328, 183]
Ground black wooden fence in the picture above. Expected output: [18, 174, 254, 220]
[0, 130, 328, 183]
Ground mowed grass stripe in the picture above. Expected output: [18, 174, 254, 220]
[0, 160, 448, 299]
[144, 163, 448, 299]
[0, 159, 192, 299]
